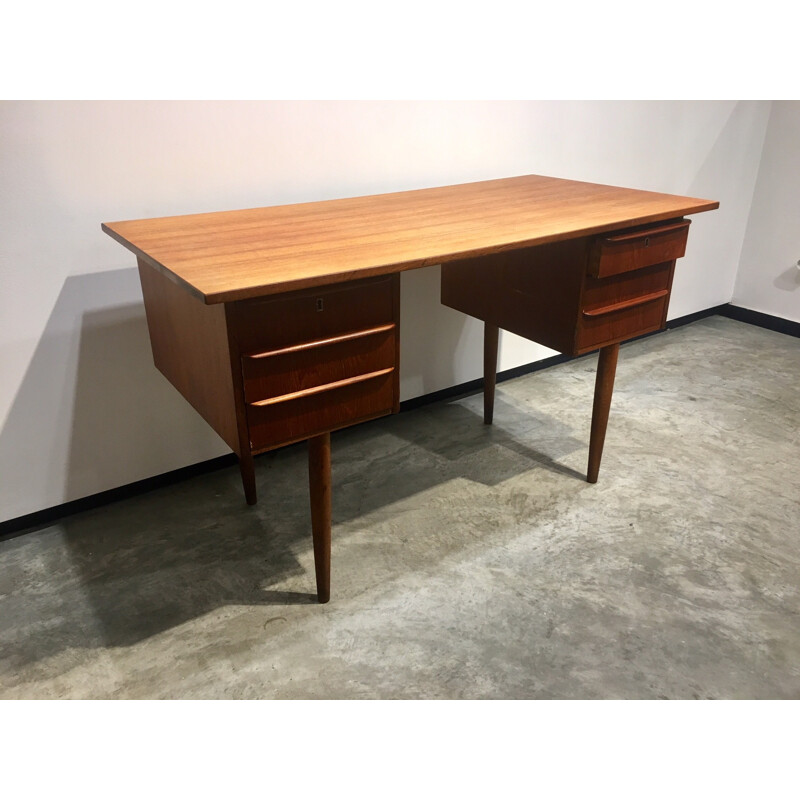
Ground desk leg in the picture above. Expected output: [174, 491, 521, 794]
[484, 322, 499, 424]
[239, 452, 257, 505]
[309, 432, 332, 604]
[587, 342, 620, 484]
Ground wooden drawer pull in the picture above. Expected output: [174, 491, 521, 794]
[243, 323, 395, 361]
[600, 220, 689, 244]
[250, 367, 394, 407]
[583, 289, 668, 318]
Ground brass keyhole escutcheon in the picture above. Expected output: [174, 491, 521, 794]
[644, 237, 650, 247]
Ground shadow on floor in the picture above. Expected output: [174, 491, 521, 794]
[385, 394, 587, 482]
[1, 393, 588, 669]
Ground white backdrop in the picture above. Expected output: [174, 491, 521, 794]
[0, 101, 772, 522]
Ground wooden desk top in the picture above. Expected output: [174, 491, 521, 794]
[102, 174, 718, 304]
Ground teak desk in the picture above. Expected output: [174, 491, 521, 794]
[103, 174, 718, 602]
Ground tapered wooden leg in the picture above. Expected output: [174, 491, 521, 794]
[484, 322, 499, 424]
[587, 343, 620, 484]
[308, 432, 331, 604]
[239, 451, 257, 505]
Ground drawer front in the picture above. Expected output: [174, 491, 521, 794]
[233, 275, 395, 353]
[589, 219, 690, 278]
[247, 369, 395, 452]
[234, 274, 399, 452]
[241, 324, 396, 404]
[577, 262, 673, 352]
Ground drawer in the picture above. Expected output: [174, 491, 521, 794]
[589, 219, 690, 278]
[246, 368, 395, 452]
[232, 275, 396, 353]
[241, 323, 396, 404]
[577, 262, 673, 352]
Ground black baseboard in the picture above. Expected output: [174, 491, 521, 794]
[718, 304, 800, 338]
[0, 454, 238, 541]
[1, 302, 795, 539]
[667, 304, 729, 329]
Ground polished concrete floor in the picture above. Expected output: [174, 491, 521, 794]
[1, 316, 798, 699]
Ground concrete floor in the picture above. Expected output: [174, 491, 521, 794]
[1, 316, 798, 699]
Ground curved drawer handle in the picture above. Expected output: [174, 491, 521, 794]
[243, 323, 395, 361]
[250, 367, 394, 407]
[600, 220, 690, 245]
[583, 289, 668, 318]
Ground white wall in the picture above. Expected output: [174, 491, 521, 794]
[733, 101, 800, 322]
[0, 101, 771, 523]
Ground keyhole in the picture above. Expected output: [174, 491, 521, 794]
[316, 298, 324, 312]
[644, 237, 650, 247]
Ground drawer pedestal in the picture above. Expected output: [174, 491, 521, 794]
[441, 218, 691, 484]
[138, 264, 400, 602]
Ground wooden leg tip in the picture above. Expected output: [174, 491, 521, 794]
[317, 592, 330, 604]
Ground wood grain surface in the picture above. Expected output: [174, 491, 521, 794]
[103, 174, 718, 304]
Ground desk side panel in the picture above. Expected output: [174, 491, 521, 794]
[137, 258, 240, 453]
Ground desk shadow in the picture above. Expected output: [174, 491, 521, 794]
[2, 391, 587, 672]
[394, 395, 586, 482]
[254, 388, 588, 529]
[1, 471, 320, 672]
[326, 392, 587, 521]
[0, 271, 226, 524]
